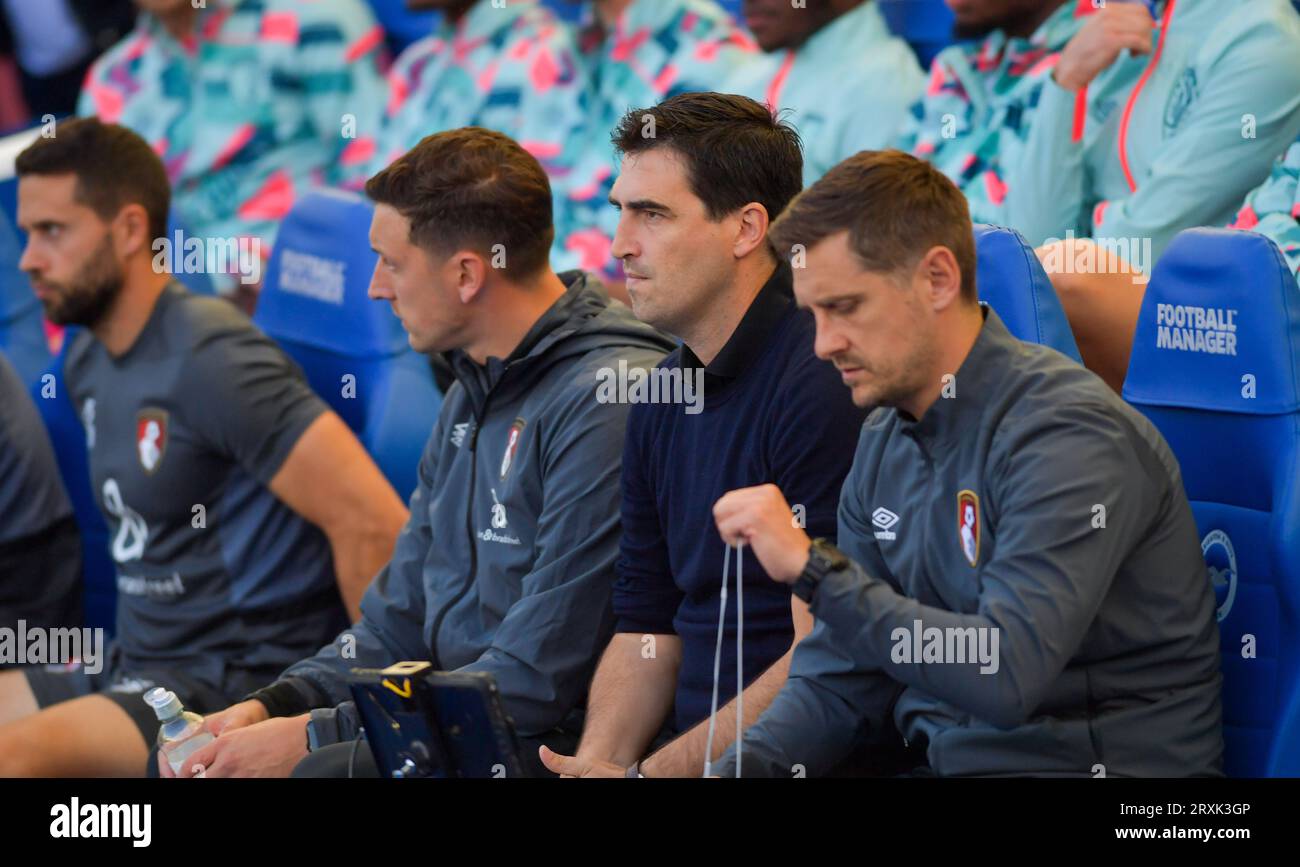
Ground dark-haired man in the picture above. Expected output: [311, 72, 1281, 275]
[160, 126, 675, 779]
[0, 118, 407, 777]
[540, 93, 868, 779]
[711, 149, 1223, 777]
[553, 0, 756, 284]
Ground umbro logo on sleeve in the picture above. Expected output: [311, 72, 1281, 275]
[872, 507, 899, 541]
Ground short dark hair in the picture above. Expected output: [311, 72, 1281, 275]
[15, 117, 170, 242]
[769, 149, 978, 302]
[365, 127, 554, 280]
[611, 91, 803, 227]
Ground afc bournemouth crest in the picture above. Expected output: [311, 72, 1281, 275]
[957, 489, 980, 567]
[136, 408, 168, 475]
[499, 418, 526, 480]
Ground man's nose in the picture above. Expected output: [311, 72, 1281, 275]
[367, 261, 390, 300]
[18, 239, 40, 275]
[813, 322, 849, 361]
[609, 214, 636, 262]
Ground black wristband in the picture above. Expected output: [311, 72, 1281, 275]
[244, 679, 314, 718]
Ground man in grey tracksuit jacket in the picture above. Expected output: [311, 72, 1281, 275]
[713, 307, 1224, 777]
[246, 272, 674, 761]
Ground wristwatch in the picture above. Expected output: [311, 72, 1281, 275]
[792, 538, 849, 603]
[306, 710, 326, 753]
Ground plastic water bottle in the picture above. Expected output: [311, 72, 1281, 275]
[144, 687, 215, 775]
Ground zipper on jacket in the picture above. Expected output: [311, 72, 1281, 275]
[426, 400, 488, 671]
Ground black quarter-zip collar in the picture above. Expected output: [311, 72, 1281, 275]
[679, 261, 795, 395]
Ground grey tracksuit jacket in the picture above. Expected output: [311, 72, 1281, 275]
[250, 273, 674, 744]
[715, 307, 1224, 777]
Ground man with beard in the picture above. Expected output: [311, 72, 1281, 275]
[0, 118, 407, 777]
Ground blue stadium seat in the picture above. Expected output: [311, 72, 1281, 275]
[878, 0, 956, 68]
[0, 124, 43, 230]
[366, 0, 439, 54]
[543, 0, 585, 23]
[1123, 227, 1300, 777]
[0, 175, 16, 232]
[973, 223, 1083, 363]
[29, 336, 117, 636]
[254, 189, 441, 503]
[715, 0, 742, 21]
[164, 210, 218, 296]
[0, 212, 49, 384]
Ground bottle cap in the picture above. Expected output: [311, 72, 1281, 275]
[143, 687, 183, 721]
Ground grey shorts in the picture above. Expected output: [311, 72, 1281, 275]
[22, 644, 234, 746]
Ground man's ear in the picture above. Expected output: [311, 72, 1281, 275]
[113, 203, 154, 259]
[919, 245, 963, 312]
[732, 202, 771, 260]
[451, 250, 490, 304]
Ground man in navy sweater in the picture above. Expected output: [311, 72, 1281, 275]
[540, 92, 868, 778]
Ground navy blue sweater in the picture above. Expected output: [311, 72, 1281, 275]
[613, 264, 868, 732]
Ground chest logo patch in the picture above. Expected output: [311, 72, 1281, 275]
[136, 409, 169, 475]
[1163, 68, 1198, 138]
[499, 418, 526, 480]
[957, 490, 980, 567]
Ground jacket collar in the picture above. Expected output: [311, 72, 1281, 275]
[446, 270, 606, 407]
[896, 305, 1019, 446]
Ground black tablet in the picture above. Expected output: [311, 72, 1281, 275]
[348, 661, 525, 779]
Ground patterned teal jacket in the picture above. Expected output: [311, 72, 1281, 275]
[724, 0, 925, 188]
[896, 1, 1085, 231]
[79, 0, 387, 293]
[1231, 139, 1300, 282]
[373, 0, 585, 178]
[989, 0, 1300, 263]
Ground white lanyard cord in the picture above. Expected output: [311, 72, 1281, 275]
[703, 541, 744, 778]
[735, 541, 744, 778]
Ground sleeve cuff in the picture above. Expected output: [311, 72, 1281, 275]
[614, 618, 678, 636]
[308, 702, 363, 750]
[810, 561, 879, 623]
[245, 677, 327, 718]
